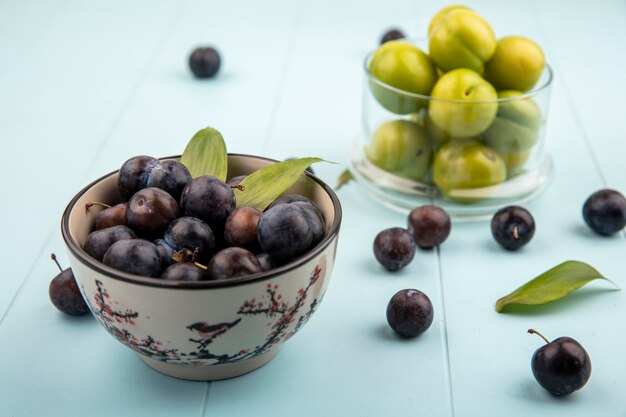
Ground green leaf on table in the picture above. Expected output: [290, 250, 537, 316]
[336, 169, 354, 190]
[235, 157, 326, 211]
[180, 127, 228, 181]
[495, 260, 618, 313]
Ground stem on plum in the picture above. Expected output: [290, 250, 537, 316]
[528, 329, 550, 345]
[85, 201, 112, 211]
[171, 248, 199, 263]
[230, 184, 245, 191]
[50, 253, 63, 272]
[194, 262, 208, 271]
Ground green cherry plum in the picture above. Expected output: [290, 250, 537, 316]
[483, 90, 542, 154]
[428, 9, 496, 73]
[484, 36, 545, 92]
[368, 41, 437, 114]
[429, 69, 498, 138]
[433, 140, 506, 201]
[366, 119, 432, 181]
[501, 150, 530, 176]
[428, 5, 472, 35]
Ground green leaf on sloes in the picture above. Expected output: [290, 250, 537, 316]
[235, 157, 326, 211]
[180, 127, 228, 181]
[495, 260, 618, 313]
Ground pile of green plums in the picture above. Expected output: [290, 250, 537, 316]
[365, 5, 546, 202]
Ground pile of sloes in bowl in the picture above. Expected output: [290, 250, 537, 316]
[83, 156, 325, 282]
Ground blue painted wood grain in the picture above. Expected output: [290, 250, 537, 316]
[0, 0, 624, 415]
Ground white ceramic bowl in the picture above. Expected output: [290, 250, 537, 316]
[61, 154, 342, 381]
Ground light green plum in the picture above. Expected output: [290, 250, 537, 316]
[501, 150, 530, 176]
[425, 112, 483, 148]
[428, 69, 498, 138]
[483, 90, 542, 153]
[484, 36, 545, 91]
[483, 119, 537, 153]
[425, 112, 452, 146]
[433, 140, 506, 201]
[395, 159, 433, 182]
[365, 119, 433, 181]
[496, 90, 542, 127]
[368, 41, 437, 114]
[428, 5, 472, 35]
[409, 109, 427, 127]
[428, 9, 496, 73]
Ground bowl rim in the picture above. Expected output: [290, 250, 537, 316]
[61, 153, 342, 290]
[364, 39, 554, 104]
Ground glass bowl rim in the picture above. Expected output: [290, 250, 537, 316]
[364, 38, 553, 104]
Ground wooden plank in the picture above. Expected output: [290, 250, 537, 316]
[0, 241, 210, 416]
[0, 0, 308, 415]
[437, 1, 626, 415]
[1, 0, 625, 415]
[206, 0, 453, 415]
[0, 0, 186, 318]
[528, 0, 626, 191]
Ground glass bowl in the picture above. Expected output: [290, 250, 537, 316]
[349, 39, 553, 220]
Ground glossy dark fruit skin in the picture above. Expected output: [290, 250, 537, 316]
[161, 263, 207, 281]
[126, 187, 179, 236]
[84, 225, 137, 262]
[180, 176, 235, 225]
[164, 217, 215, 263]
[256, 253, 276, 271]
[408, 205, 451, 249]
[531, 337, 592, 396]
[154, 238, 175, 269]
[210, 220, 228, 252]
[189, 46, 221, 78]
[268, 195, 325, 246]
[146, 160, 192, 201]
[226, 175, 247, 186]
[257, 204, 313, 260]
[102, 239, 162, 277]
[118, 156, 190, 201]
[582, 189, 626, 236]
[386, 289, 433, 338]
[291, 201, 325, 245]
[373, 228, 416, 271]
[491, 206, 535, 250]
[94, 203, 127, 230]
[49, 268, 89, 316]
[380, 28, 406, 44]
[118, 155, 160, 200]
[224, 207, 261, 249]
[268, 194, 319, 211]
[207, 247, 263, 280]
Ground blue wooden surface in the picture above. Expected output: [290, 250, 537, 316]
[1, 0, 625, 415]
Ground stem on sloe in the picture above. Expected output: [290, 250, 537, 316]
[528, 329, 550, 345]
[194, 262, 208, 270]
[85, 201, 111, 211]
[50, 253, 63, 273]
